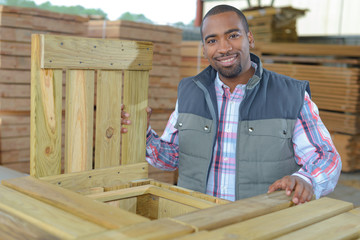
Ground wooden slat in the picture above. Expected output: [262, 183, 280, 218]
[40, 34, 153, 70]
[0, 208, 61, 240]
[39, 162, 148, 193]
[121, 70, 148, 165]
[65, 70, 94, 173]
[174, 191, 293, 231]
[2, 176, 149, 229]
[111, 218, 194, 240]
[0, 185, 105, 239]
[274, 207, 360, 240]
[178, 197, 354, 239]
[30, 34, 62, 178]
[257, 42, 360, 57]
[94, 70, 122, 168]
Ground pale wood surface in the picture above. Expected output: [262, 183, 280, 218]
[121, 70, 148, 165]
[2, 176, 149, 229]
[0, 185, 105, 239]
[65, 69, 94, 173]
[39, 162, 148, 193]
[94, 70, 122, 168]
[174, 190, 293, 231]
[274, 207, 360, 240]
[177, 197, 354, 240]
[30, 34, 62, 178]
[40, 34, 153, 70]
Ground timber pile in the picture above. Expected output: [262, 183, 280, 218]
[0, 5, 88, 173]
[243, 6, 307, 43]
[88, 20, 183, 184]
[181, 41, 360, 172]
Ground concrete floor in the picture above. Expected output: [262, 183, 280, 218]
[328, 171, 360, 207]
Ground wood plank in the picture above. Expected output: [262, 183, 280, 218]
[64, 70, 94, 173]
[87, 185, 150, 202]
[0, 12, 86, 35]
[274, 207, 360, 240]
[121, 70, 148, 165]
[0, 185, 105, 239]
[40, 34, 153, 70]
[40, 162, 148, 192]
[174, 190, 293, 231]
[2, 176, 149, 229]
[0, 208, 61, 240]
[0, 69, 30, 84]
[178, 197, 354, 239]
[117, 218, 194, 240]
[257, 42, 360, 57]
[94, 70, 122, 168]
[30, 35, 62, 178]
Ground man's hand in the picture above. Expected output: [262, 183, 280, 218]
[121, 104, 130, 133]
[121, 105, 152, 133]
[267, 175, 314, 205]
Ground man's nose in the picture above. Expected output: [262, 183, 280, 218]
[218, 39, 232, 53]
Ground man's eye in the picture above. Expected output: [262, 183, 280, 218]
[207, 39, 216, 44]
[229, 33, 240, 39]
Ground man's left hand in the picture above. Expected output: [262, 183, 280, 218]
[267, 175, 314, 205]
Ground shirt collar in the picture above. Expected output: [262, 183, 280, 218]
[214, 61, 258, 94]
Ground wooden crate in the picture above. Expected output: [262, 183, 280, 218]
[1, 175, 359, 239]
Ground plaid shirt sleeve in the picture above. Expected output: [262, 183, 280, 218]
[145, 102, 179, 171]
[292, 92, 342, 199]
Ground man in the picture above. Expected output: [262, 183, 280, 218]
[124, 5, 341, 204]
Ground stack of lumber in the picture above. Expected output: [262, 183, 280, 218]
[1, 175, 359, 239]
[0, 5, 88, 173]
[257, 43, 360, 172]
[88, 20, 183, 184]
[181, 41, 360, 172]
[243, 6, 307, 43]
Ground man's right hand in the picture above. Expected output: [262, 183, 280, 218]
[121, 105, 152, 133]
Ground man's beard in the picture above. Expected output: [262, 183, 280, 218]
[216, 64, 243, 79]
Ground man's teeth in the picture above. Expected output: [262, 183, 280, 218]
[221, 57, 235, 63]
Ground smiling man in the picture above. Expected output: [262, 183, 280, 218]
[142, 4, 341, 204]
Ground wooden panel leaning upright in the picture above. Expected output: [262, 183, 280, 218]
[30, 33, 152, 181]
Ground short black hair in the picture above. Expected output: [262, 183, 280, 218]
[200, 4, 250, 42]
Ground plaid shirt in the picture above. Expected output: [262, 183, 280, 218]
[146, 72, 341, 201]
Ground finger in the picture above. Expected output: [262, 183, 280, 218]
[121, 104, 125, 110]
[285, 177, 296, 196]
[121, 119, 131, 125]
[292, 182, 305, 204]
[267, 180, 283, 193]
[121, 128, 128, 134]
[121, 111, 130, 118]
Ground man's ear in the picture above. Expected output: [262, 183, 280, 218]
[247, 31, 255, 49]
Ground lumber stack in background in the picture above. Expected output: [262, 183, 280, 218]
[180, 41, 360, 172]
[0, 5, 88, 173]
[88, 20, 182, 184]
[243, 6, 307, 43]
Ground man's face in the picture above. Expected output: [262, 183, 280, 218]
[201, 11, 254, 80]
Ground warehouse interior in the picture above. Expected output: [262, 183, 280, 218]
[0, 0, 359, 238]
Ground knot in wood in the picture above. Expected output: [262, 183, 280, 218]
[45, 146, 51, 155]
[106, 127, 114, 138]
